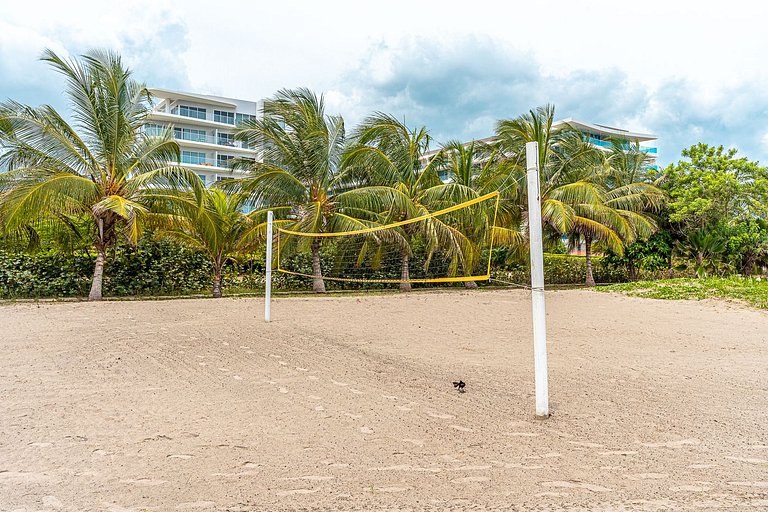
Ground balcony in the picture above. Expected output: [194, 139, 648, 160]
[180, 154, 234, 170]
[587, 137, 657, 154]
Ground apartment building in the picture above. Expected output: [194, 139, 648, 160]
[145, 89, 262, 186]
[554, 118, 658, 169]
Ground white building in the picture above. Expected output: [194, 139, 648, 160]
[145, 89, 262, 186]
[554, 118, 658, 169]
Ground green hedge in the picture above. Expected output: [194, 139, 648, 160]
[2, 244, 680, 299]
[492, 254, 628, 285]
[0, 240, 265, 299]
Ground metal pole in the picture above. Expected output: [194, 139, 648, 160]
[265, 211, 273, 322]
[525, 141, 549, 418]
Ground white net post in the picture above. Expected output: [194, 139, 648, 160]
[526, 141, 549, 418]
[265, 210, 273, 322]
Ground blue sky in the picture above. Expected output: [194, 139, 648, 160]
[2, 1, 767, 166]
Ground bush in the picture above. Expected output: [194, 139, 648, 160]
[492, 253, 628, 285]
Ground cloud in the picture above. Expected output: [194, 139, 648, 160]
[327, 36, 768, 165]
[0, 3, 191, 114]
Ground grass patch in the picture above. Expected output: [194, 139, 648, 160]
[598, 276, 768, 309]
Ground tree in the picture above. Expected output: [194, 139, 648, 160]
[676, 229, 727, 278]
[496, 107, 623, 286]
[152, 188, 265, 298]
[232, 89, 397, 293]
[0, 49, 200, 300]
[344, 114, 484, 292]
[435, 139, 524, 287]
[659, 143, 768, 231]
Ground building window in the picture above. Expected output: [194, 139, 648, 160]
[235, 113, 257, 126]
[174, 127, 208, 143]
[217, 133, 235, 146]
[217, 154, 234, 168]
[214, 110, 235, 125]
[181, 151, 208, 165]
[172, 105, 207, 120]
[144, 123, 166, 136]
[197, 173, 207, 184]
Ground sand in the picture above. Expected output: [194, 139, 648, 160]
[0, 289, 766, 511]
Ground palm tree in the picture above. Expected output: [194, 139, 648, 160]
[344, 114, 484, 292]
[152, 188, 264, 298]
[232, 89, 397, 293]
[0, 49, 200, 300]
[435, 139, 525, 287]
[495, 106, 665, 286]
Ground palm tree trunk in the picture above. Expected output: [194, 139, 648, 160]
[212, 264, 223, 298]
[400, 252, 411, 292]
[311, 238, 326, 293]
[585, 235, 596, 287]
[88, 245, 106, 301]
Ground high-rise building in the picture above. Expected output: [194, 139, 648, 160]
[145, 89, 262, 185]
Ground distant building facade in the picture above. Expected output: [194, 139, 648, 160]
[145, 89, 262, 186]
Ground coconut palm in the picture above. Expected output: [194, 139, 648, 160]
[231, 89, 398, 293]
[152, 188, 265, 298]
[435, 139, 525, 287]
[0, 49, 201, 300]
[343, 114, 485, 292]
[495, 105, 665, 286]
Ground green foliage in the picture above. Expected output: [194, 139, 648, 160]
[723, 219, 768, 275]
[604, 231, 673, 280]
[0, 239, 265, 299]
[599, 276, 768, 309]
[656, 143, 768, 230]
[493, 253, 629, 285]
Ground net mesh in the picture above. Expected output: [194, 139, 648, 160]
[275, 191, 500, 284]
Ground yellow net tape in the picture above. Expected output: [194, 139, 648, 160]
[275, 191, 500, 284]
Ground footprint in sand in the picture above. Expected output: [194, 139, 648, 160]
[296, 367, 308, 372]
[452, 476, 490, 483]
[599, 450, 637, 456]
[427, 411, 454, 419]
[396, 405, 412, 411]
[344, 413, 362, 419]
[331, 380, 348, 387]
[233, 375, 242, 380]
[349, 388, 364, 394]
[167, 454, 194, 459]
[314, 406, 325, 411]
[688, 463, 718, 469]
[308, 395, 322, 400]
[373, 486, 410, 493]
[540, 481, 611, 492]
[269, 354, 281, 359]
[450, 425, 473, 432]
[725, 456, 767, 464]
[642, 438, 699, 448]
[382, 395, 399, 400]
[307, 376, 319, 381]
[277, 489, 318, 496]
[196, 355, 205, 359]
[120, 478, 167, 486]
[360, 426, 374, 434]
[403, 438, 424, 446]
[278, 361, 288, 366]
[29, 442, 52, 447]
[278, 387, 289, 394]
[198, 363, 206, 366]
[284, 475, 334, 481]
[728, 481, 768, 487]
[568, 441, 603, 448]
[175, 501, 216, 509]
[218, 368, 230, 372]
[625, 473, 668, 480]
[246, 351, 255, 355]
[670, 484, 711, 492]
[222, 342, 229, 346]
[507, 432, 539, 437]
[239, 346, 249, 349]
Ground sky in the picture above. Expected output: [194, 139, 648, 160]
[1, 1, 767, 166]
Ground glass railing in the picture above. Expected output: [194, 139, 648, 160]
[587, 137, 657, 154]
[180, 155, 232, 169]
[171, 131, 251, 149]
